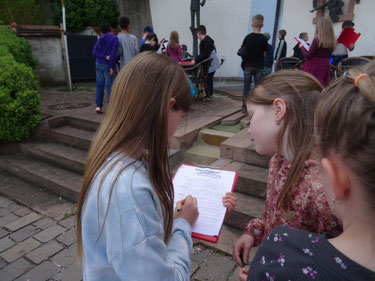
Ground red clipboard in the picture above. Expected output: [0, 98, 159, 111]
[337, 27, 361, 49]
[173, 163, 239, 243]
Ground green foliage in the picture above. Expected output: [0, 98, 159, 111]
[0, 26, 37, 69]
[0, 0, 45, 25]
[52, 0, 120, 31]
[0, 50, 41, 142]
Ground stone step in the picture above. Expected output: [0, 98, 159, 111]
[0, 172, 76, 218]
[20, 142, 88, 175]
[220, 129, 271, 168]
[0, 154, 82, 202]
[183, 144, 220, 166]
[221, 112, 246, 125]
[198, 129, 235, 147]
[50, 125, 95, 150]
[224, 191, 264, 230]
[65, 114, 101, 132]
[212, 159, 268, 199]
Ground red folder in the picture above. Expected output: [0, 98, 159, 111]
[173, 163, 239, 243]
[337, 28, 361, 49]
[178, 61, 192, 66]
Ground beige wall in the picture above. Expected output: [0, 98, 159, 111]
[280, 0, 375, 57]
[150, 0, 252, 77]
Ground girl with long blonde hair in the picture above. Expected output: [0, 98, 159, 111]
[76, 52, 199, 281]
[166, 30, 183, 62]
[300, 17, 336, 85]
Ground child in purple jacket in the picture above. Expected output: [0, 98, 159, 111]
[92, 22, 119, 113]
[166, 31, 183, 62]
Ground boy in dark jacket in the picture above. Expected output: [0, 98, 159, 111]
[263, 32, 274, 76]
[191, 25, 218, 100]
[293, 32, 308, 60]
[92, 22, 119, 113]
[275, 29, 287, 70]
[240, 14, 268, 113]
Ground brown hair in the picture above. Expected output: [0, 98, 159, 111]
[248, 70, 323, 210]
[168, 30, 180, 48]
[279, 29, 286, 38]
[299, 32, 308, 39]
[252, 14, 264, 28]
[76, 52, 192, 259]
[315, 17, 336, 50]
[315, 60, 375, 212]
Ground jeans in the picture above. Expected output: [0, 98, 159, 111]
[330, 54, 348, 67]
[95, 63, 116, 108]
[243, 66, 263, 105]
[206, 71, 215, 97]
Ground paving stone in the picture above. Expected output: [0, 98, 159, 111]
[0, 203, 18, 217]
[58, 216, 75, 229]
[51, 244, 77, 268]
[0, 236, 15, 252]
[192, 251, 236, 281]
[0, 213, 19, 227]
[0, 237, 41, 262]
[228, 265, 242, 281]
[53, 263, 82, 281]
[13, 206, 32, 216]
[5, 212, 41, 232]
[190, 260, 199, 277]
[0, 197, 12, 208]
[56, 228, 76, 246]
[14, 261, 60, 281]
[34, 225, 65, 243]
[0, 258, 32, 280]
[26, 240, 64, 264]
[0, 257, 7, 270]
[33, 218, 56, 229]
[0, 228, 9, 239]
[9, 224, 40, 242]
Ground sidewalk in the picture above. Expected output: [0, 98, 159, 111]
[0, 194, 242, 281]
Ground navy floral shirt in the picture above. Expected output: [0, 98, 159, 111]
[248, 226, 375, 281]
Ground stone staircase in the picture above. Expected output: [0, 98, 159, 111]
[0, 107, 270, 254]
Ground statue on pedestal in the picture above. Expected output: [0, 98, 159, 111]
[310, 0, 344, 22]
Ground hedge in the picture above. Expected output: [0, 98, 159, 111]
[0, 28, 41, 142]
[0, 26, 37, 69]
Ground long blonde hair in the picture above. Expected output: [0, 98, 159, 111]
[248, 70, 323, 211]
[168, 30, 180, 48]
[76, 52, 191, 259]
[315, 17, 336, 50]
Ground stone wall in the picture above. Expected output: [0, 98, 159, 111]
[28, 36, 67, 86]
[116, 0, 152, 42]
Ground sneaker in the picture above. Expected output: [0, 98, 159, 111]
[95, 107, 103, 113]
[241, 105, 247, 114]
[204, 95, 213, 102]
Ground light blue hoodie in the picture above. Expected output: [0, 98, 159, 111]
[81, 153, 192, 281]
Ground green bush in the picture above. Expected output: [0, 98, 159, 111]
[0, 0, 45, 25]
[51, 0, 119, 31]
[0, 53, 41, 142]
[0, 26, 37, 69]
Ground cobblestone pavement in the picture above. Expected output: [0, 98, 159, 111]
[0, 195, 241, 281]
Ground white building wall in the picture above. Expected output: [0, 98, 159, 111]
[279, 0, 375, 57]
[150, 0, 253, 77]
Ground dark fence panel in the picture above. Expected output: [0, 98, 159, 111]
[67, 34, 97, 81]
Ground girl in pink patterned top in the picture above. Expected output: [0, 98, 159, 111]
[233, 70, 342, 268]
[165, 31, 183, 63]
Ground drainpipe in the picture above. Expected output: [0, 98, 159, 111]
[62, 0, 73, 89]
[272, 0, 282, 49]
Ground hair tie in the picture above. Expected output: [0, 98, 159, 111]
[354, 73, 368, 87]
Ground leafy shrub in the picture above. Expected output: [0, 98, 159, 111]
[0, 0, 45, 25]
[0, 26, 37, 69]
[51, 0, 120, 31]
[0, 53, 41, 142]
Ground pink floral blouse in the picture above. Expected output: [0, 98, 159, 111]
[244, 154, 342, 247]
